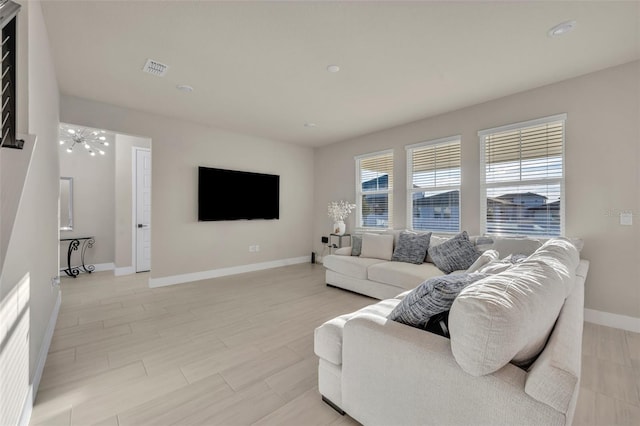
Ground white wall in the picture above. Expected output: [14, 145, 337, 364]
[0, 0, 61, 423]
[59, 138, 115, 267]
[60, 96, 315, 281]
[314, 60, 640, 320]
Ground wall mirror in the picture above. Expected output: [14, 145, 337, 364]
[60, 177, 73, 231]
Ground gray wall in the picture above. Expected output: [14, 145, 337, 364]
[59, 135, 115, 267]
[314, 61, 640, 319]
[60, 96, 315, 280]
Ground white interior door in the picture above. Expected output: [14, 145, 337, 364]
[135, 148, 151, 272]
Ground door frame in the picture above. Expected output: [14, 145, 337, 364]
[132, 146, 151, 272]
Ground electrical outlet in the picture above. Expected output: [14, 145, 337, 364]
[249, 245, 255, 252]
[255, 245, 260, 252]
[321, 236, 329, 243]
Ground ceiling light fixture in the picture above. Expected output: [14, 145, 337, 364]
[304, 122, 317, 128]
[326, 65, 340, 73]
[59, 124, 110, 157]
[176, 84, 194, 93]
[548, 20, 576, 37]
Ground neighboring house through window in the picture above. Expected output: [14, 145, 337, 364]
[479, 114, 566, 237]
[355, 149, 393, 229]
[406, 136, 461, 233]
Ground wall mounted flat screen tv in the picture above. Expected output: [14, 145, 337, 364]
[198, 166, 280, 221]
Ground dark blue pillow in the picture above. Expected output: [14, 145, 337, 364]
[388, 273, 487, 330]
[391, 231, 431, 264]
[428, 231, 480, 274]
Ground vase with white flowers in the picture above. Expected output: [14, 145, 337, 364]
[328, 200, 356, 236]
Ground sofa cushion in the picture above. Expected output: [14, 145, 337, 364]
[361, 233, 394, 260]
[428, 231, 480, 274]
[489, 236, 542, 259]
[449, 238, 580, 376]
[476, 253, 527, 275]
[465, 249, 498, 273]
[314, 298, 401, 365]
[367, 261, 443, 290]
[392, 231, 431, 264]
[388, 273, 488, 330]
[322, 255, 386, 280]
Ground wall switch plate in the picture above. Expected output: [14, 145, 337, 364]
[620, 212, 633, 226]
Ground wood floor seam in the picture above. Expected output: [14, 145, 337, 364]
[30, 265, 640, 426]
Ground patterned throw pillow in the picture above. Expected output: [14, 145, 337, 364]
[427, 231, 480, 274]
[351, 235, 362, 256]
[391, 231, 431, 264]
[388, 273, 488, 330]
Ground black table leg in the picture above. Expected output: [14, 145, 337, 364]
[80, 238, 96, 273]
[64, 239, 81, 277]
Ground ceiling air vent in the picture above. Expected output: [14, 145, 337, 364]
[142, 58, 168, 77]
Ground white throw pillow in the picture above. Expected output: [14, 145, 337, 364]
[491, 237, 542, 259]
[449, 238, 579, 376]
[465, 249, 499, 273]
[360, 233, 394, 261]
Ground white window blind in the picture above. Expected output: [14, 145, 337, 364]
[479, 114, 565, 237]
[356, 150, 393, 229]
[406, 136, 461, 232]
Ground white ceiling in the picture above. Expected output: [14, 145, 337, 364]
[41, 1, 640, 147]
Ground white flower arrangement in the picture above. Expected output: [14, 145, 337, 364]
[328, 200, 357, 222]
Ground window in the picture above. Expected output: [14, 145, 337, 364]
[479, 114, 565, 237]
[406, 136, 461, 233]
[355, 150, 393, 229]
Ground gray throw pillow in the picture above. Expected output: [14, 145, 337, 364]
[391, 231, 431, 264]
[389, 273, 488, 330]
[428, 231, 480, 274]
[351, 235, 362, 256]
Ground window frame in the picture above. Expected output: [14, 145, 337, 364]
[355, 149, 394, 231]
[478, 113, 566, 237]
[405, 135, 462, 234]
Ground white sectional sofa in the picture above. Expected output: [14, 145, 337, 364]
[315, 236, 589, 425]
[323, 233, 543, 299]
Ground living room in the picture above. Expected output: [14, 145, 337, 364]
[1, 1, 638, 425]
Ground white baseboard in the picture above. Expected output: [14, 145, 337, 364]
[19, 289, 61, 426]
[114, 266, 135, 276]
[93, 262, 115, 272]
[148, 256, 310, 288]
[584, 308, 640, 333]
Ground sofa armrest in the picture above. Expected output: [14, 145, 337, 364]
[342, 314, 566, 426]
[525, 260, 588, 420]
[334, 246, 352, 256]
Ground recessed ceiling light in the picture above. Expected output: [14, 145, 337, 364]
[177, 84, 194, 93]
[326, 65, 340, 73]
[548, 20, 576, 37]
[304, 122, 317, 128]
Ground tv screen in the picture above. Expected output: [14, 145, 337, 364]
[198, 166, 280, 221]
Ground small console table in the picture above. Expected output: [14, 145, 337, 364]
[329, 233, 351, 253]
[60, 236, 95, 278]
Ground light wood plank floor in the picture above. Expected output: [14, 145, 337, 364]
[30, 264, 639, 426]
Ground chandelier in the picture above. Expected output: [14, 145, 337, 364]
[59, 124, 110, 157]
